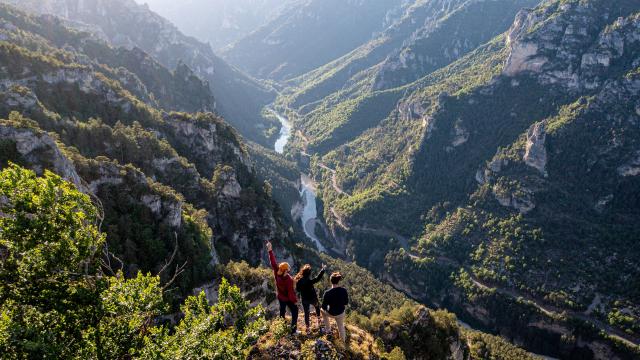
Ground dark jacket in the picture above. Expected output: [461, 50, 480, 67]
[268, 250, 297, 303]
[321, 287, 349, 316]
[295, 269, 325, 304]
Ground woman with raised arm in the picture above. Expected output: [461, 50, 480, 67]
[295, 263, 326, 334]
[266, 241, 298, 334]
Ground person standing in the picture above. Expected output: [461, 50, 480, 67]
[321, 272, 349, 342]
[266, 241, 298, 334]
[295, 263, 326, 334]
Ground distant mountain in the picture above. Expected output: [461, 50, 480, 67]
[223, 0, 410, 81]
[278, 0, 539, 154]
[135, 0, 301, 51]
[1, 0, 278, 145]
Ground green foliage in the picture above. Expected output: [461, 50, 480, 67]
[0, 164, 103, 358]
[93, 272, 166, 359]
[382, 347, 406, 360]
[465, 330, 538, 360]
[0, 163, 104, 298]
[0, 165, 267, 358]
[142, 279, 268, 359]
[0, 2, 290, 289]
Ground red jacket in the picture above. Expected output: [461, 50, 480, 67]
[269, 250, 297, 304]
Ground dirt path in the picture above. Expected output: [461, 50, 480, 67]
[318, 163, 348, 196]
[351, 225, 409, 249]
[430, 257, 640, 348]
[330, 207, 350, 231]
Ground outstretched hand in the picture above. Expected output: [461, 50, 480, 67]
[321, 263, 326, 270]
[265, 241, 272, 251]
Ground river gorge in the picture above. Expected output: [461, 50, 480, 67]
[271, 109, 326, 253]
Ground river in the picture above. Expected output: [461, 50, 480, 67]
[271, 109, 326, 252]
[271, 109, 291, 155]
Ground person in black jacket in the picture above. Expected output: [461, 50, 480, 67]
[295, 263, 326, 334]
[321, 272, 349, 342]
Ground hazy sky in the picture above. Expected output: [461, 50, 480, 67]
[132, 0, 298, 50]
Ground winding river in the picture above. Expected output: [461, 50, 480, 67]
[271, 109, 326, 252]
[272, 110, 291, 155]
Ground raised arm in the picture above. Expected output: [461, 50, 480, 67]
[266, 242, 277, 272]
[311, 267, 326, 284]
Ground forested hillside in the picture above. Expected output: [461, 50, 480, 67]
[223, 0, 410, 81]
[0, 3, 546, 358]
[0, 0, 278, 145]
[271, 0, 640, 358]
[0, 4, 290, 294]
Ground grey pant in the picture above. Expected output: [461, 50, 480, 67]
[321, 309, 346, 342]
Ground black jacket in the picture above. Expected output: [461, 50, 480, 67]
[321, 287, 349, 316]
[295, 269, 325, 303]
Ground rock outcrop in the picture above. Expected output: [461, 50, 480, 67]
[0, 123, 84, 190]
[0, 0, 274, 143]
[523, 121, 548, 176]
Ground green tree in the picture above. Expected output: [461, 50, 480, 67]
[141, 278, 267, 359]
[0, 164, 105, 358]
[0, 164, 267, 359]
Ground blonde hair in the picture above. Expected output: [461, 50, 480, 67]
[277, 262, 290, 276]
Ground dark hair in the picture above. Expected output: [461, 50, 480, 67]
[330, 272, 343, 285]
[295, 264, 312, 282]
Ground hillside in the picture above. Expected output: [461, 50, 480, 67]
[1, 0, 639, 359]
[223, 0, 410, 81]
[135, 0, 300, 51]
[281, 0, 640, 358]
[0, 4, 291, 294]
[205, 258, 542, 360]
[278, 0, 539, 128]
[0, 0, 278, 145]
[0, 161, 536, 359]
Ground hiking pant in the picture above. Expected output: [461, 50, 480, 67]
[321, 309, 346, 342]
[279, 300, 298, 332]
[302, 300, 320, 327]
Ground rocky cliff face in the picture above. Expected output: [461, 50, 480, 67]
[0, 122, 84, 189]
[0, 0, 276, 144]
[383, 1, 640, 357]
[374, 0, 540, 91]
[0, 4, 290, 292]
[503, 1, 640, 90]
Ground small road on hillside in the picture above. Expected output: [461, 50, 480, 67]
[426, 257, 640, 349]
[352, 225, 410, 249]
[318, 163, 348, 196]
[316, 162, 411, 250]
